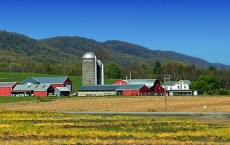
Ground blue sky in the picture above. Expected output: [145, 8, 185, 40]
[0, 0, 230, 65]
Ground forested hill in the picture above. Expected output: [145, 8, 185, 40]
[42, 37, 228, 68]
[0, 30, 228, 73]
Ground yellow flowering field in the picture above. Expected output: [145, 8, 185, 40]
[0, 110, 229, 144]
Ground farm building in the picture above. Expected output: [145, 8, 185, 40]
[151, 80, 166, 96]
[0, 82, 17, 96]
[78, 84, 149, 96]
[82, 52, 104, 86]
[116, 84, 148, 96]
[21, 77, 73, 92]
[114, 79, 157, 88]
[54, 87, 71, 97]
[78, 85, 118, 96]
[114, 79, 166, 95]
[163, 80, 192, 96]
[11, 84, 54, 97]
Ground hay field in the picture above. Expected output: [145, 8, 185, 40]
[1, 96, 230, 112]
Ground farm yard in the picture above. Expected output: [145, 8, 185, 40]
[0, 96, 230, 112]
[0, 71, 230, 144]
[0, 110, 229, 144]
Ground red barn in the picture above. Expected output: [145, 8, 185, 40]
[21, 77, 73, 92]
[116, 84, 149, 96]
[114, 80, 128, 85]
[114, 79, 167, 96]
[12, 84, 54, 97]
[0, 82, 17, 96]
[151, 80, 167, 95]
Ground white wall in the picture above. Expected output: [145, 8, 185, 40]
[166, 80, 190, 90]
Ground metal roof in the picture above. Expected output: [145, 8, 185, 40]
[125, 79, 157, 87]
[97, 60, 103, 65]
[83, 52, 96, 59]
[116, 84, 145, 90]
[13, 84, 51, 91]
[78, 85, 119, 91]
[0, 82, 17, 87]
[78, 84, 146, 91]
[55, 87, 70, 92]
[164, 80, 191, 86]
[22, 77, 68, 84]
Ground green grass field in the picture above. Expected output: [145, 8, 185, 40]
[0, 72, 117, 92]
[0, 111, 229, 144]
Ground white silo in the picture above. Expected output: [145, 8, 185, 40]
[82, 52, 97, 85]
[97, 60, 104, 85]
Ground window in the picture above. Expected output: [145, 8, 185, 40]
[184, 86, 186, 89]
[178, 86, 179, 89]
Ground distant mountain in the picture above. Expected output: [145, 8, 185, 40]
[42, 37, 229, 68]
[0, 30, 229, 70]
[0, 31, 79, 64]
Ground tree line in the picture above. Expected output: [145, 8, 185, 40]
[0, 49, 229, 95]
[104, 61, 230, 95]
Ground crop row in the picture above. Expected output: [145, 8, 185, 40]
[0, 110, 229, 144]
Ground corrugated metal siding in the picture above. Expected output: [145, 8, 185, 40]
[0, 82, 17, 87]
[54, 89, 61, 96]
[0, 88, 12, 96]
[51, 84, 63, 88]
[34, 91, 47, 97]
[78, 91, 117, 96]
[78, 85, 119, 91]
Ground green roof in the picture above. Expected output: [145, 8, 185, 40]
[55, 87, 70, 92]
[116, 84, 145, 90]
[0, 82, 17, 87]
[78, 85, 119, 91]
[164, 80, 191, 86]
[125, 79, 157, 87]
[22, 77, 69, 84]
[78, 84, 146, 91]
[12, 84, 51, 91]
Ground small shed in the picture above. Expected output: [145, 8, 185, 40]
[0, 82, 17, 96]
[54, 87, 70, 96]
[78, 85, 119, 96]
[116, 84, 149, 96]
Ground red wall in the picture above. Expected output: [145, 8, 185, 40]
[114, 80, 128, 85]
[152, 83, 166, 95]
[51, 84, 63, 88]
[0, 87, 12, 96]
[123, 90, 139, 96]
[63, 78, 73, 92]
[64, 78, 72, 84]
[123, 86, 149, 96]
[49, 78, 73, 92]
[34, 91, 47, 97]
[139, 85, 149, 96]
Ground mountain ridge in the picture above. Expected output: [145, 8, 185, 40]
[0, 30, 229, 69]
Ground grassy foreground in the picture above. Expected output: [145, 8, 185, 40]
[0, 110, 229, 144]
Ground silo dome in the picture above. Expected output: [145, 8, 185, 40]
[83, 52, 96, 59]
[97, 60, 103, 65]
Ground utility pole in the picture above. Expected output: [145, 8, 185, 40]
[164, 74, 170, 112]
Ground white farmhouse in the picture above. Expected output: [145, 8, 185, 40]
[163, 80, 193, 96]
